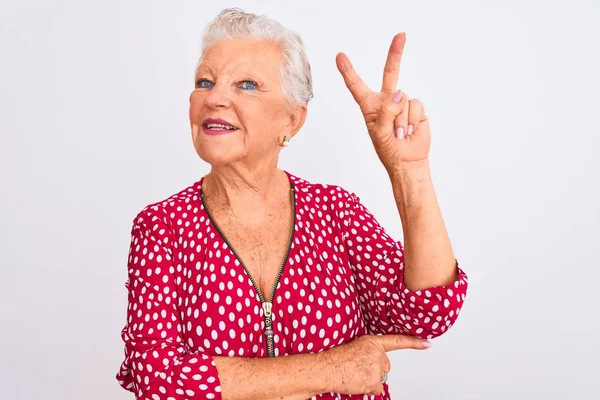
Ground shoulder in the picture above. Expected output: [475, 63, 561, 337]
[131, 179, 204, 230]
[286, 171, 359, 209]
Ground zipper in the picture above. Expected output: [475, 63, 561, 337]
[201, 184, 296, 357]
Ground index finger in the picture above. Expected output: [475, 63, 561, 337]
[376, 334, 431, 352]
[336, 52, 371, 104]
[381, 33, 407, 94]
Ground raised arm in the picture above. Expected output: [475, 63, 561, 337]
[336, 33, 468, 338]
[389, 160, 458, 291]
[339, 189, 467, 339]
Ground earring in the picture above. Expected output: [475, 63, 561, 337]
[281, 136, 290, 147]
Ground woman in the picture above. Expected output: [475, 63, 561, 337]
[116, 8, 468, 400]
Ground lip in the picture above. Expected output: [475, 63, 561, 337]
[202, 118, 239, 136]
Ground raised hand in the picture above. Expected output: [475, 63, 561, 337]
[336, 33, 431, 172]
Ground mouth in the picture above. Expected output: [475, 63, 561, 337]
[202, 118, 239, 136]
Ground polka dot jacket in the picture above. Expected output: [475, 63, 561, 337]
[116, 172, 468, 399]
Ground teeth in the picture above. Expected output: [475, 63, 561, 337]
[206, 123, 236, 130]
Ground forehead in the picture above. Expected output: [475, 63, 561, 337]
[198, 38, 282, 77]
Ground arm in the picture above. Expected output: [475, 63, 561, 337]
[335, 33, 468, 340]
[389, 160, 458, 291]
[116, 208, 223, 399]
[214, 354, 329, 400]
[116, 207, 329, 400]
[340, 187, 467, 339]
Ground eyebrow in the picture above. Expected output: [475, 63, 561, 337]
[196, 64, 267, 81]
[196, 64, 217, 76]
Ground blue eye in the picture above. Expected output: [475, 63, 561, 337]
[239, 80, 258, 91]
[196, 79, 214, 89]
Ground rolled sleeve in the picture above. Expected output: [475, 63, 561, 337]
[339, 189, 468, 338]
[116, 207, 222, 399]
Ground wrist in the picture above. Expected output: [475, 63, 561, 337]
[314, 350, 336, 393]
[388, 159, 432, 194]
[387, 159, 430, 180]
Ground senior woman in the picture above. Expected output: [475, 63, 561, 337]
[116, 8, 468, 400]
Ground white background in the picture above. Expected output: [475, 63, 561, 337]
[1, 0, 599, 399]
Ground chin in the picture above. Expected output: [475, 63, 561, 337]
[194, 142, 245, 168]
[192, 128, 246, 165]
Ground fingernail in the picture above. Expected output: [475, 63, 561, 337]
[422, 341, 431, 348]
[396, 126, 405, 139]
[393, 90, 404, 103]
[408, 124, 414, 135]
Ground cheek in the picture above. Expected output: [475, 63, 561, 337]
[189, 99, 205, 143]
[247, 93, 273, 113]
[240, 95, 286, 128]
[189, 100, 203, 123]
[189, 90, 209, 119]
[235, 96, 268, 130]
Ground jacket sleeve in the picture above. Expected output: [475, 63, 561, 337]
[116, 207, 222, 400]
[339, 190, 468, 339]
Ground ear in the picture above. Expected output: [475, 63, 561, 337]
[285, 103, 308, 140]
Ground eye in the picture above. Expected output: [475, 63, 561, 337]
[196, 78, 214, 89]
[238, 80, 258, 91]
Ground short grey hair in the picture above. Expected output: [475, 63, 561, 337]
[197, 8, 313, 106]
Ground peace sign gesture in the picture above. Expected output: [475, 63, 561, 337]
[336, 33, 430, 172]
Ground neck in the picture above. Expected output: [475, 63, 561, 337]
[202, 164, 289, 213]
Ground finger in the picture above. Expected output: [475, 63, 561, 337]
[393, 93, 410, 139]
[383, 354, 391, 374]
[336, 52, 371, 104]
[407, 98, 425, 136]
[373, 89, 406, 139]
[381, 33, 407, 95]
[376, 334, 432, 352]
[418, 115, 431, 139]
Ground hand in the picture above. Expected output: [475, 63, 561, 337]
[336, 33, 431, 172]
[320, 334, 431, 396]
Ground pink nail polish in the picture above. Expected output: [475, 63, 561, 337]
[396, 127, 405, 139]
[393, 90, 404, 103]
[422, 341, 431, 348]
[408, 124, 414, 135]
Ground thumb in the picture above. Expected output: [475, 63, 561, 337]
[374, 334, 432, 352]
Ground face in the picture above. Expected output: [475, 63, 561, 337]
[189, 38, 306, 168]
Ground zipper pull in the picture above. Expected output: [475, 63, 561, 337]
[262, 301, 272, 318]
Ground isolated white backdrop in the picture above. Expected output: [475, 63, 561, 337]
[1, 0, 599, 399]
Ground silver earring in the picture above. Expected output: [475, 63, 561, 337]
[281, 136, 290, 147]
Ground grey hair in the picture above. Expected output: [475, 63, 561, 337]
[197, 8, 313, 106]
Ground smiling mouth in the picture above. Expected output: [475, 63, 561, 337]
[203, 123, 239, 131]
[202, 123, 239, 135]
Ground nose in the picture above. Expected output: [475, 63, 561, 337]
[205, 82, 232, 110]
